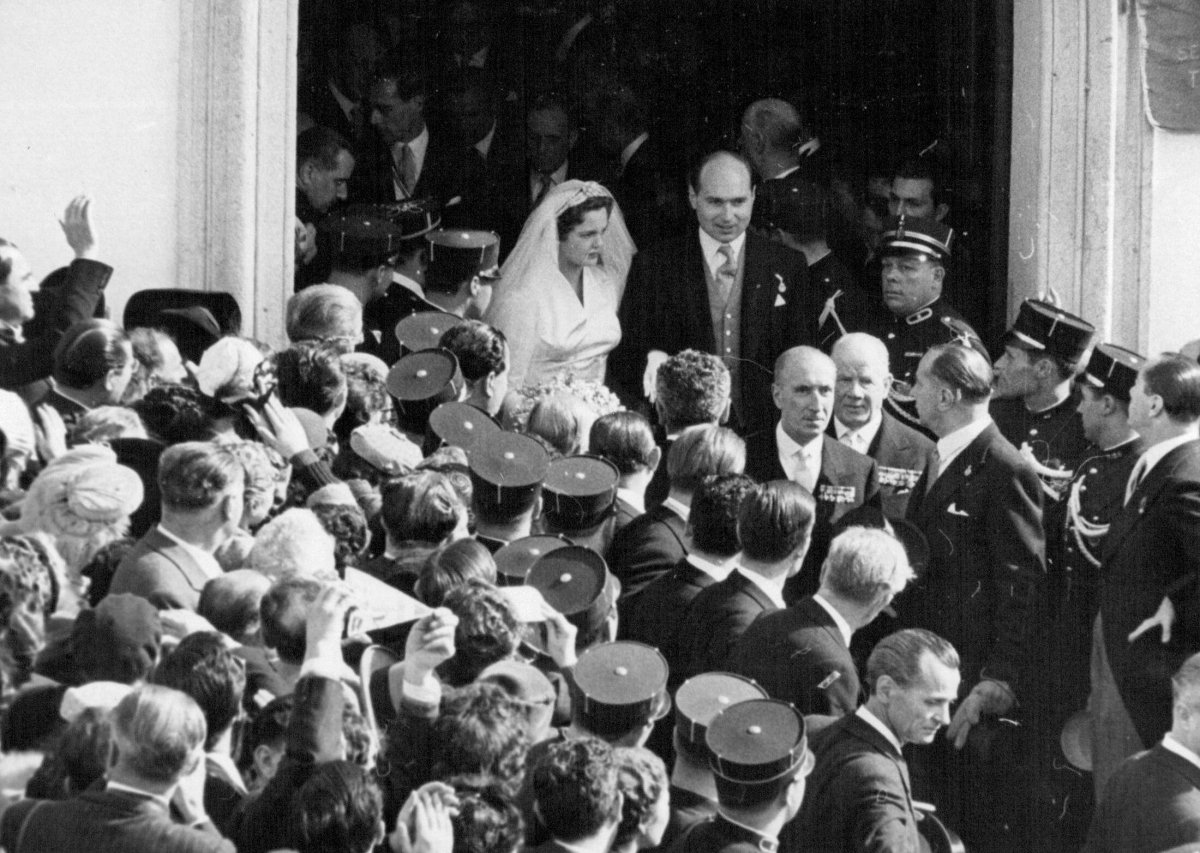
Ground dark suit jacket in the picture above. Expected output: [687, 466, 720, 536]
[622, 556, 719, 672]
[352, 129, 484, 227]
[1100, 440, 1200, 746]
[613, 495, 641, 537]
[661, 785, 717, 851]
[607, 503, 688, 604]
[0, 788, 233, 853]
[109, 527, 214, 611]
[1084, 743, 1200, 853]
[745, 430, 880, 602]
[829, 411, 937, 518]
[727, 595, 860, 717]
[609, 134, 688, 249]
[904, 422, 1045, 688]
[361, 282, 437, 367]
[613, 230, 817, 434]
[787, 711, 921, 853]
[674, 569, 780, 682]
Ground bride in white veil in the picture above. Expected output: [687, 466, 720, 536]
[483, 180, 636, 392]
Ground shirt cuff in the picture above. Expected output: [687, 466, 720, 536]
[402, 674, 442, 705]
[299, 657, 345, 683]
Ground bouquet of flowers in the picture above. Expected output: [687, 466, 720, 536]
[506, 374, 624, 433]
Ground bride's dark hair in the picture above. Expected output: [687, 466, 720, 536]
[556, 195, 614, 240]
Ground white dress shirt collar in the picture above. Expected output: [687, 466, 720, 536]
[687, 553, 732, 583]
[391, 270, 425, 297]
[935, 416, 992, 476]
[834, 410, 883, 454]
[1162, 732, 1200, 773]
[812, 593, 853, 647]
[856, 705, 904, 756]
[662, 495, 690, 523]
[620, 131, 650, 171]
[1137, 434, 1196, 481]
[207, 751, 248, 795]
[777, 422, 823, 490]
[156, 524, 223, 581]
[698, 228, 746, 277]
[616, 486, 645, 516]
[736, 566, 786, 610]
[106, 780, 172, 811]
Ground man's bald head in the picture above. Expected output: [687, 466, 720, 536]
[689, 151, 755, 243]
[773, 346, 836, 444]
[832, 334, 892, 430]
[741, 98, 805, 155]
[775, 345, 834, 383]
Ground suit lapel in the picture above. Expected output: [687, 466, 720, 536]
[739, 232, 769, 364]
[920, 425, 993, 518]
[1151, 743, 1200, 791]
[733, 570, 776, 612]
[147, 528, 209, 593]
[686, 237, 717, 353]
[1103, 441, 1199, 559]
[843, 714, 915, 804]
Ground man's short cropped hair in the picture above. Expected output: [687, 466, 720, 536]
[380, 470, 466, 545]
[893, 154, 953, 209]
[737, 480, 816, 563]
[274, 341, 348, 418]
[655, 349, 731, 431]
[821, 526, 913, 605]
[297, 126, 352, 172]
[110, 685, 207, 785]
[53, 319, 131, 390]
[429, 681, 531, 788]
[199, 570, 270, 646]
[925, 342, 993, 404]
[666, 424, 746, 494]
[372, 61, 428, 102]
[689, 473, 756, 557]
[865, 628, 960, 696]
[134, 384, 220, 444]
[286, 284, 363, 348]
[614, 746, 668, 849]
[1143, 354, 1200, 423]
[296, 760, 383, 853]
[260, 576, 323, 665]
[157, 441, 243, 512]
[416, 538, 497, 608]
[531, 737, 621, 843]
[439, 320, 507, 383]
[151, 631, 246, 750]
[589, 412, 657, 476]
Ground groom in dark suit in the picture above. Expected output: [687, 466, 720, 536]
[613, 150, 817, 436]
[744, 346, 879, 603]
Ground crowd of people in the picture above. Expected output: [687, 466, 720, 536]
[0, 2, 1198, 853]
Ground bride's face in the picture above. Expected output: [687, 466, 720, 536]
[558, 209, 609, 271]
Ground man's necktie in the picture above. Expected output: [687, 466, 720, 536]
[1124, 456, 1148, 505]
[394, 143, 415, 197]
[716, 242, 737, 303]
[840, 431, 865, 454]
[794, 447, 816, 493]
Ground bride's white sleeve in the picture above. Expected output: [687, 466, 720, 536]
[483, 283, 538, 391]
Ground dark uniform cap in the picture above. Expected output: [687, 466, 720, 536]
[427, 229, 502, 282]
[386, 349, 463, 435]
[707, 698, 810, 788]
[831, 505, 931, 575]
[323, 208, 407, 260]
[541, 455, 619, 531]
[158, 306, 222, 365]
[1081, 343, 1145, 402]
[429, 401, 500, 452]
[571, 640, 670, 738]
[494, 534, 571, 585]
[878, 215, 954, 263]
[395, 311, 464, 354]
[1003, 299, 1095, 364]
[526, 544, 617, 635]
[675, 672, 769, 763]
[468, 430, 549, 521]
[347, 199, 442, 241]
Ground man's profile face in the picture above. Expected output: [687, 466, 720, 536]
[369, 79, 426, 146]
[911, 355, 943, 430]
[773, 351, 835, 444]
[992, 344, 1040, 401]
[1076, 384, 1107, 444]
[300, 149, 355, 214]
[689, 156, 755, 244]
[1127, 370, 1155, 434]
[0, 246, 36, 326]
[834, 349, 891, 430]
[527, 108, 575, 175]
[883, 652, 961, 746]
[888, 177, 943, 221]
[880, 254, 942, 318]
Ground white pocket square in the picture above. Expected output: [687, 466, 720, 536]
[946, 503, 970, 517]
[774, 294, 786, 307]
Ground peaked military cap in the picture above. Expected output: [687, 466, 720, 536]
[494, 534, 571, 585]
[1003, 299, 1095, 364]
[323, 207, 408, 262]
[541, 455, 619, 531]
[676, 672, 769, 764]
[395, 311, 464, 354]
[1080, 343, 1145, 402]
[571, 640, 670, 738]
[427, 229, 502, 282]
[468, 430, 549, 521]
[526, 544, 619, 637]
[707, 699, 812, 800]
[353, 199, 442, 240]
[429, 401, 500, 453]
[878, 215, 954, 263]
[386, 349, 463, 435]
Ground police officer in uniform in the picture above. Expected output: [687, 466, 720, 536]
[467, 430, 549, 554]
[664, 698, 814, 853]
[991, 299, 1097, 507]
[865, 215, 976, 432]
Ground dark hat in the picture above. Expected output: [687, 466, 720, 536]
[831, 505, 931, 576]
[122, 289, 242, 338]
[1003, 299, 1095, 364]
[427, 229, 502, 283]
[395, 311, 465, 354]
[323, 208, 408, 263]
[878, 215, 954, 263]
[1080, 343, 1145, 402]
[541, 455, 619, 531]
[494, 534, 571, 585]
[158, 306, 222, 364]
[526, 544, 618, 636]
[70, 593, 163, 684]
[348, 199, 441, 241]
[675, 672, 769, 764]
[386, 349, 464, 435]
[429, 401, 500, 453]
[469, 431, 550, 521]
[707, 698, 811, 797]
[757, 178, 827, 237]
[571, 640, 670, 738]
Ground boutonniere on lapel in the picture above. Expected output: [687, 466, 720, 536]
[774, 273, 787, 308]
[962, 465, 972, 479]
